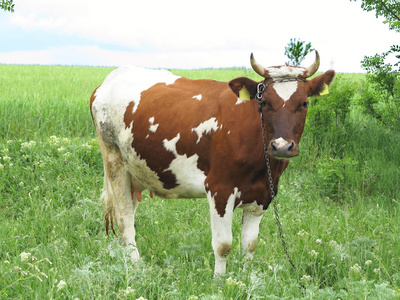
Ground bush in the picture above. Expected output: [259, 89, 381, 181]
[359, 46, 400, 129]
[305, 74, 356, 156]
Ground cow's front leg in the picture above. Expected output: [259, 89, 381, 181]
[241, 209, 263, 259]
[207, 188, 240, 276]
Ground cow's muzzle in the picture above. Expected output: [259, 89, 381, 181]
[269, 138, 299, 159]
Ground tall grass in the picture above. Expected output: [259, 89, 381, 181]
[0, 65, 399, 299]
[0, 65, 112, 140]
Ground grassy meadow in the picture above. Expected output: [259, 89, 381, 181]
[0, 64, 399, 299]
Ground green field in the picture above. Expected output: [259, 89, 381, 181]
[0, 65, 399, 299]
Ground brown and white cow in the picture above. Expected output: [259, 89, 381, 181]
[90, 51, 335, 275]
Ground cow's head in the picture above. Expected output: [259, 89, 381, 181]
[229, 51, 335, 160]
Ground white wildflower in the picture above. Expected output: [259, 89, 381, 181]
[20, 252, 31, 262]
[57, 280, 67, 291]
[329, 240, 341, 251]
[373, 268, 380, 274]
[300, 275, 312, 284]
[309, 249, 319, 258]
[316, 239, 322, 244]
[225, 277, 246, 290]
[57, 147, 65, 152]
[365, 260, 372, 266]
[21, 141, 36, 149]
[0, 163, 4, 170]
[136, 297, 147, 300]
[121, 286, 135, 296]
[297, 229, 309, 236]
[350, 263, 362, 274]
[19, 181, 24, 187]
[49, 136, 61, 146]
[3, 155, 11, 163]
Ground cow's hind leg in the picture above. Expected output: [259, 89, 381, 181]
[101, 141, 140, 261]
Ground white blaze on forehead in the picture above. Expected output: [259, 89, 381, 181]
[273, 81, 298, 102]
[191, 117, 220, 143]
[268, 66, 305, 102]
[193, 94, 202, 101]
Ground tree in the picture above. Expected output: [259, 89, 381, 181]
[350, 0, 400, 32]
[284, 38, 313, 66]
[351, 0, 400, 128]
[0, 0, 14, 12]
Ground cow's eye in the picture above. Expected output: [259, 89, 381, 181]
[302, 102, 309, 109]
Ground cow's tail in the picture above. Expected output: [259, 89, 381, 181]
[102, 170, 117, 237]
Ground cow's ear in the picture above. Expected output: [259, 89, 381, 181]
[229, 77, 259, 101]
[307, 70, 335, 97]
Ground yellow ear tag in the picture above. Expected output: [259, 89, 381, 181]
[239, 86, 251, 101]
[320, 83, 329, 96]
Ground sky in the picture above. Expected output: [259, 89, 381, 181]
[0, 0, 398, 73]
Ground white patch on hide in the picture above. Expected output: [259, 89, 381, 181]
[149, 124, 159, 132]
[237, 200, 265, 217]
[235, 98, 246, 105]
[163, 133, 181, 155]
[148, 116, 159, 133]
[163, 133, 206, 197]
[193, 94, 202, 101]
[92, 66, 180, 129]
[191, 117, 220, 143]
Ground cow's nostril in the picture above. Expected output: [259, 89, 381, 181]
[288, 142, 294, 152]
[271, 142, 277, 151]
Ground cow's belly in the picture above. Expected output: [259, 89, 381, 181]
[124, 146, 207, 199]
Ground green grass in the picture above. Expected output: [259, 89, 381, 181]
[0, 65, 399, 299]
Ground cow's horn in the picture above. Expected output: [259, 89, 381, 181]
[250, 53, 269, 78]
[303, 50, 320, 78]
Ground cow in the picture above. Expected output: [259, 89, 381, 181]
[90, 51, 335, 275]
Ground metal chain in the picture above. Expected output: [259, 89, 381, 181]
[257, 82, 297, 270]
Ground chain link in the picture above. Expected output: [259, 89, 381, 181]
[259, 100, 297, 270]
